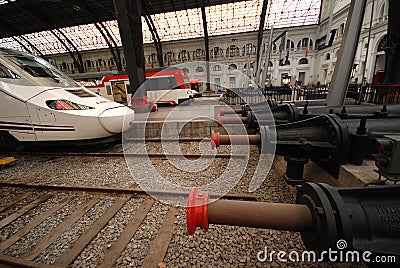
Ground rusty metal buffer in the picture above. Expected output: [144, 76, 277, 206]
[220, 98, 357, 117]
[219, 104, 400, 128]
[187, 183, 400, 258]
[212, 115, 400, 181]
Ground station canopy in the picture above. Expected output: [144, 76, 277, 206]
[0, 0, 321, 55]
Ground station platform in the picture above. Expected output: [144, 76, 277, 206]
[338, 160, 389, 187]
[128, 97, 246, 139]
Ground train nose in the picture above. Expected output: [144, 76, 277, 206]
[99, 107, 135, 134]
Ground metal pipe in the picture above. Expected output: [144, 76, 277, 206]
[219, 108, 242, 116]
[188, 184, 400, 256]
[208, 200, 313, 232]
[219, 116, 248, 125]
[223, 134, 260, 145]
[211, 130, 260, 148]
[300, 104, 400, 118]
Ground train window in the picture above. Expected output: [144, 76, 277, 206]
[145, 76, 178, 91]
[106, 85, 112, 95]
[0, 63, 20, 79]
[3, 49, 79, 87]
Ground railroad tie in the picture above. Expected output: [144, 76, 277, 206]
[22, 196, 102, 261]
[141, 207, 180, 268]
[96, 198, 155, 268]
[53, 196, 130, 267]
[0, 195, 76, 253]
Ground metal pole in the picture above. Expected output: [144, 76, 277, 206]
[201, 2, 211, 91]
[325, 0, 336, 46]
[255, 0, 269, 86]
[255, 39, 264, 87]
[359, 0, 375, 103]
[113, 0, 146, 96]
[261, 27, 274, 88]
[327, 0, 367, 106]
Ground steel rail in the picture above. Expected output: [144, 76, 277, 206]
[0, 181, 256, 201]
[6, 152, 245, 159]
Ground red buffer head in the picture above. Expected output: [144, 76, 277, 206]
[217, 115, 224, 127]
[211, 130, 220, 149]
[187, 187, 209, 235]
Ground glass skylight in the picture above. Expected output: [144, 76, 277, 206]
[0, 0, 321, 55]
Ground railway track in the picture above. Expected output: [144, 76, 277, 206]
[0, 183, 255, 268]
[6, 151, 244, 160]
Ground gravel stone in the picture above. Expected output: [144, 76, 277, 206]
[0, 141, 343, 267]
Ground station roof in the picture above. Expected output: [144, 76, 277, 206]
[0, 0, 245, 38]
[0, 0, 321, 55]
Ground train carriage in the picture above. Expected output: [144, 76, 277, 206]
[0, 48, 135, 146]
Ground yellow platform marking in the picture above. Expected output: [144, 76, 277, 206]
[0, 157, 16, 166]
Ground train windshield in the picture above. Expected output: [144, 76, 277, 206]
[145, 76, 179, 91]
[1, 48, 79, 87]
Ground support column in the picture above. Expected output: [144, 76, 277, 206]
[113, 0, 146, 95]
[326, 0, 367, 106]
[255, 0, 269, 87]
[201, 2, 210, 91]
[383, 0, 400, 84]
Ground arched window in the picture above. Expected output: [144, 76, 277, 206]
[299, 58, 309, 65]
[297, 38, 314, 50]
[244, 61, 256, 70]
[326, 53, 331, 61]
[196, 66, 204, 72]
[150, 53, 157, 63]
[268, 61, 273, 67]
[339, 23, 345, 35]
[213, 65, 221, 71]
[212, 47, 223, 58]
[182, 67, 189, 73]
[226, 45, 240, 57]
[164, 52, 174, 63]
[193, 49, 205, 59]
[286, 40, 295, 51]
[178, 50, 190, 61]
[378, 35, 387, 52]
[242, 43, 256, 55]
[228, 63, 237, 70]
[379, 2, 388, 22]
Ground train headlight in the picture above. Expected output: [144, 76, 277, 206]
[46, 100, 93, 110]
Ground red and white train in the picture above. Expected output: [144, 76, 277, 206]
[87, 68, 200, 107]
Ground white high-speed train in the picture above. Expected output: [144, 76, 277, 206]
[0, 48, 134, 146]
